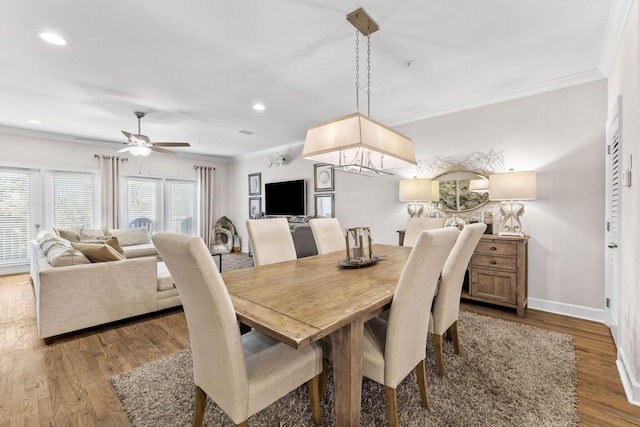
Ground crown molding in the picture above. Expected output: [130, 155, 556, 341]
[384, 69, 606, 127]
[598, 0, 634, 76]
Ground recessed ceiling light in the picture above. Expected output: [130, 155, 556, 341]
[39, 32, 67, 46]
[253, 103, 265, 111]
[28, 119, 42, 125]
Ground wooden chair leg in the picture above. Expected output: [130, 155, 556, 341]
[433, 334, 446, 377]
[236, 422, 248, 427]
[193, 385, 207, 427]
[384, 386, 400, 427]
[319, 359, 329, 397]
[308, 375, 322, 425]
[450, 321, 460, 354]
[415, 359, 430, 409]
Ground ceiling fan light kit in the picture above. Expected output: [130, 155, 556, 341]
[119, 111, 191, 157]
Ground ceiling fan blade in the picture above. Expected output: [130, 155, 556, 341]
[121, 130, 139, 143]
[151, 146, 178, 155]
[152, 142, 191, 147]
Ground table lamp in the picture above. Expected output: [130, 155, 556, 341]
[399, 178, 439, 217]
[488, 170, 537, 236]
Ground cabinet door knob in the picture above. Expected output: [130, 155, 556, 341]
[490, 246, 497, 250]
[490, 260, 497, 264]
[607, 243, 618, 249]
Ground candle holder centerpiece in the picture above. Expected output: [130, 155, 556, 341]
[338, 227, 378, 268]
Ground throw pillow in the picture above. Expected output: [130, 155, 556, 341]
[71, 241, 125, 263]
[80, 236, 125, 256]
[41, 236, 71, 255]
[107, 228, 150, 246]
[46, 244, 91, 267]
[78, 227, 106, 240]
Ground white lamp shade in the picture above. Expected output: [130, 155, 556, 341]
[399, 178, 436, 201]
[469, 177, 489, 192]
[303, 112, 416, 170]
[489, 171, 537, 200]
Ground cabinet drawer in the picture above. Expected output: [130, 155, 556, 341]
[475, 240, 517, 257]
[471, 254, 517, 271]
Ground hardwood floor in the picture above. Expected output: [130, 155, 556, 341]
[2, 273, 640, 426]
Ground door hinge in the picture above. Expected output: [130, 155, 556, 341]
[606, 298, 610, 308]
[606, 221, 610, 231]
[607, 145, 611, 155]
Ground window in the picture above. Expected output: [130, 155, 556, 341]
[0, 169, 31, 264]
[53, 172, 95, 228]
[124, 177, 195, 234]
[169, 181, 195, 234]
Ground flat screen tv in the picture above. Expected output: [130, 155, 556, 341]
[265, 179, 306, 216]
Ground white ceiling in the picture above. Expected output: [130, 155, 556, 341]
[0, 0, 625, 161]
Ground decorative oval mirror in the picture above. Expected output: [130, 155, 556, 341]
[435, 170, 489, 212]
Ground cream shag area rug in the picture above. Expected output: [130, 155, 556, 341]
[215, 252, 254, 272]
[111, 311, 577, 426]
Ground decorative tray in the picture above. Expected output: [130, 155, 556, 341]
[338, 256, 379, 269]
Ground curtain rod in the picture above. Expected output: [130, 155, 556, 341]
[94, 154, 129, 161]
[194, 165, 215, 170]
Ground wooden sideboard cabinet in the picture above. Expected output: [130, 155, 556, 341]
[464, 234, 529, 317]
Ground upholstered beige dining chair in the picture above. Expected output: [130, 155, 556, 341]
[430, 223, 486, 377]
[402, 217, 446, 247]
[246, 218, 297, 266]
[308, 218, 345, 255]
[362, 227, 459, 426]
[152, 233, 323, 427]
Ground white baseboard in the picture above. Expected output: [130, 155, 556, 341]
[617, 347, 640, 407]
[527, 297, 605, 323]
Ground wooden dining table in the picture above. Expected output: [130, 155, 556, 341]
[221, 243, 412, 426]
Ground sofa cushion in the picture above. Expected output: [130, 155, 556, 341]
[80, 236, 125, 256]
[79, 227, 107, 240]
[122, 243, 158, 259]
[156, 261, 175, 291]
[108, 228, 150, 246]
[71, 241, 125, 263]
[47, 243, 91, 267]
[56, 228, 82, 242]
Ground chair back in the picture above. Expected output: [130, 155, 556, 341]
[403, 217, 446, 247]
[152, 233, 249, 416]
[385, 227, 459, 386]
[308, 218, 345, 255]
[246, 218, 297, 266]
[432, 223, 486, 334]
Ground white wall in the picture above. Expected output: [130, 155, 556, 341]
[232, 80, 607, 319]
[607, 0, 640, 404]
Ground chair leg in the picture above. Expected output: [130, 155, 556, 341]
[384, 386, 400, 427]
[415, 359, 430, 409]
[319, 359, 329, 397]
[193, 385, 207, 427]
[433, 334, 446, 377]
[450, 321, 460, 354]
[236, 422, 249, 427]
[308, 375, 322, 426]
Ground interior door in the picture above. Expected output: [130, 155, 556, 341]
[605, 96, 622, 345]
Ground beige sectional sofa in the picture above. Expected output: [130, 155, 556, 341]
[29, 226, 180, 342]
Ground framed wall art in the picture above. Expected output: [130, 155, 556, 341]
[314, 163, 334, 192]
[249, 197, 261, 218]
[248, 173, 261, 196]
[314, 193, 334, 218]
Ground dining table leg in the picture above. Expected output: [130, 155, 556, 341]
[330, 317, 365, 426]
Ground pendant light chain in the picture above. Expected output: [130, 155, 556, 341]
[355, 29, 360, 114]
[367, 32, 371, 117]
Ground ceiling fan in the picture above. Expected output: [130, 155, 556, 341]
[119, 111, 190, 156]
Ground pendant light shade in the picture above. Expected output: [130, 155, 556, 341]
[303, 113, 416, 175]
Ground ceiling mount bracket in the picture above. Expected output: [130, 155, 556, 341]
[346, 8, 379, 36]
